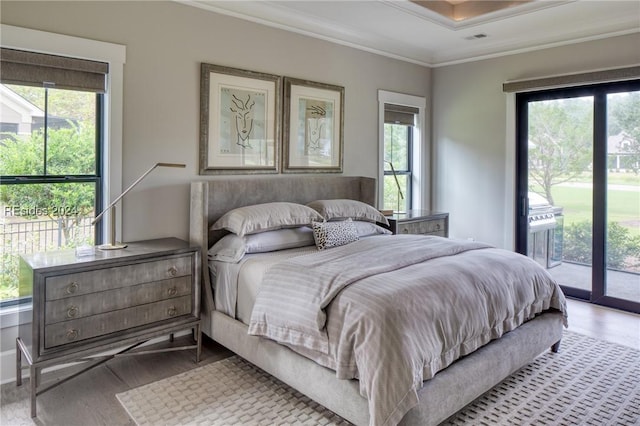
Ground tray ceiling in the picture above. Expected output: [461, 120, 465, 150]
[179, 0, 640, 66]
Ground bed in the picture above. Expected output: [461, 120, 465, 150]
[189, 175, 567, 426]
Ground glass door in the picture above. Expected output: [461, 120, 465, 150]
[604, 90, 640, 305]
[516, 81, 640, 313]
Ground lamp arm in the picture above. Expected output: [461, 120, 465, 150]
[385, 160, 404, 200]
[92, 162, 185, 225]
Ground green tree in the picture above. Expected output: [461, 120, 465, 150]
[1, 124, 96, 240]
[528, 98, 593, 205]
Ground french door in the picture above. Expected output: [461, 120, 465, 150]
[516, 80, 640, 313]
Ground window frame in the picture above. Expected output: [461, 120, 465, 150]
[377, 90, 428, 211]
[383, 121, 413, 211]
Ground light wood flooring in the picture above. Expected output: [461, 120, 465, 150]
[1, 298, 638, 425]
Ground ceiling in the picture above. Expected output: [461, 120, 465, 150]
[180, 0, 640, 67]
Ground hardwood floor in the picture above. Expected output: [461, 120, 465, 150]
[1, 336, 233, 426]
[2, 299, 638, 425]
[565, 297, 640, 350]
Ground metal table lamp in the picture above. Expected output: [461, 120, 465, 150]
[91, 162, 185, 250]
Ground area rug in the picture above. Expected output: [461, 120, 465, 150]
[116, 331, 640, 425]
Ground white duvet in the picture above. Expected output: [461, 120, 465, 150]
[248, 235, 568, 426]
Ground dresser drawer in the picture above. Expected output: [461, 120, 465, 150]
[44, 295, 192, 349]
[44, 276, 191, 325]
[397, 218, 446, 235]
[46, 256, 191, 301]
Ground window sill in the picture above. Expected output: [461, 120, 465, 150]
[0, 304, 32, 329]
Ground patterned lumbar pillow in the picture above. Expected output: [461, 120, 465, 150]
[312, 218, 359, 250]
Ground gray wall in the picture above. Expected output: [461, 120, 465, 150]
[432, 32, 640, 247]
[1, 2, 638, 247]
[0, 0, 431, 243]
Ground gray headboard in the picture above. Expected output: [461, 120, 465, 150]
[189, 175, 376, 315]
[190, 175, 376, 247]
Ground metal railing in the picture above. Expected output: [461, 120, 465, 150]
[1, 217, 94, 303]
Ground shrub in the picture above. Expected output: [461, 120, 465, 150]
[563, 220, 640, 269]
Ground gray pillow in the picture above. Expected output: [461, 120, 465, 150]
[352, 221, 392, 237]
[211, 202, 323, 237]
[208, 227, 315, 263]
[307, 199, 389, 225]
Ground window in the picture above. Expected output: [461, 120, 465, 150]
[383, 104, 416, 213]
[0, 48, 107, 306]
[378, 90, 427, 213]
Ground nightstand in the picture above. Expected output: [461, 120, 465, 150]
[16, 237, 201, 417]
[384, 210, 449, 237]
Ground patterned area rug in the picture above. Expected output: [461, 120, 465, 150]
[116, 331, 640, 426]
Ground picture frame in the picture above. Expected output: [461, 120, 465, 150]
[282, 77, 344, 173]
[199, 63, 281, 174]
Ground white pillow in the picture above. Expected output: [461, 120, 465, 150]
[312, 219, 359, 250]
[208, 227, 315, 263]
[211, 202, 323, 237]
[307, 199, 389, 226]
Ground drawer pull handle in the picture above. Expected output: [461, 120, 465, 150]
[167, 287, 178, 296]
[167, 306, 178, 317]
[435, 224, 441, 230]
[168, 266, 178, 277]
[67, 305, 79, 318]
[66, 282, 79, 294]
[66, 329, 79, 341]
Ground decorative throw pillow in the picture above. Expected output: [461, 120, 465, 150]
[312, 219, 359, 250]
[211, 202, 323, 237]
[307, 199, 389, 226]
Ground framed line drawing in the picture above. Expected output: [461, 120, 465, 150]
[283, 77, 344, 173]
[199, 63, 281, 174]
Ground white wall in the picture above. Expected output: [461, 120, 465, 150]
[431, 32, 640, 248]
[0, 0, 431, 243]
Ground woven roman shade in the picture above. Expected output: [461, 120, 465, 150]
[503, 65, 640, 93]
[0, 47, 108, 93]
[384, 103, 418, 126]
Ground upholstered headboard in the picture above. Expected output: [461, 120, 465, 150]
[189, 175, 377, 320]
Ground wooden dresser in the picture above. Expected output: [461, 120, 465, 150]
[16, 238, 201, 417]
[384, 210, 449, 237]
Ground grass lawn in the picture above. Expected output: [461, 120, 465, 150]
[546, 185, 639, 236]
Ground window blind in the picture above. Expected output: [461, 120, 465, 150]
[384, 103, 418, 126]
[0, 48, 108, 93]
[503, 65, 640, 93]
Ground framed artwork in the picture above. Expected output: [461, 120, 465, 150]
[283, 77, 344, 173]
[199, 63, 281, 174]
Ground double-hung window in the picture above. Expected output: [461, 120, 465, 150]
[378, 90, 427, 213]
[383, 103, 416, 213]
[0, 48, 107, 306]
